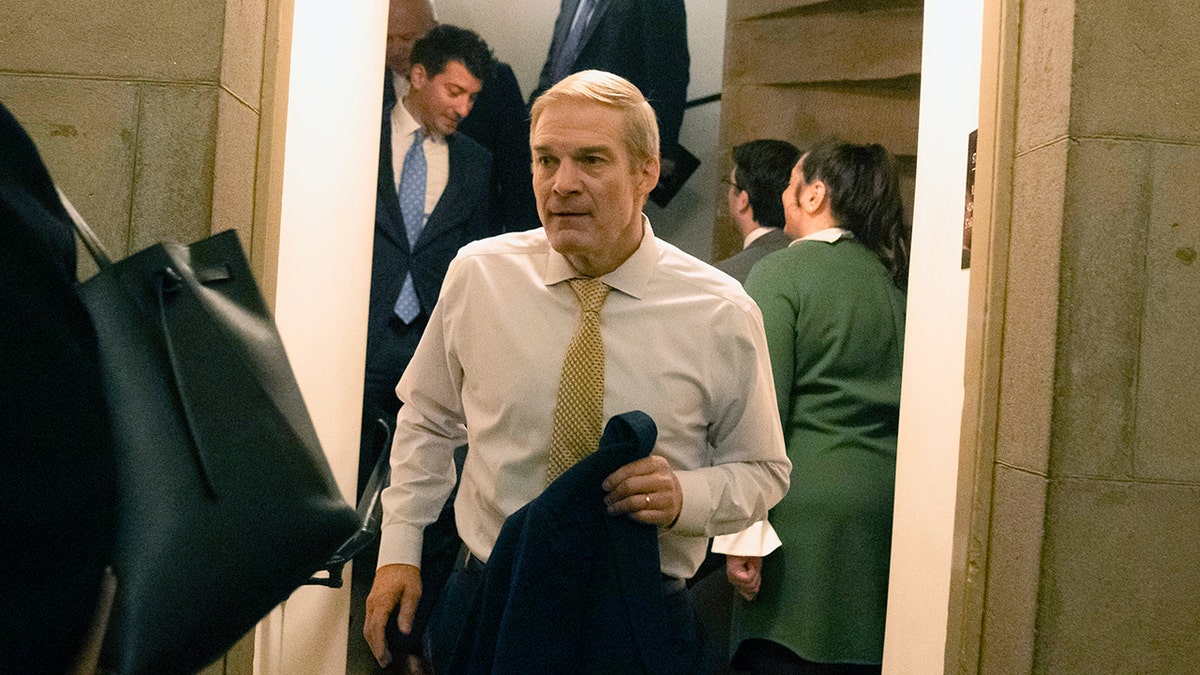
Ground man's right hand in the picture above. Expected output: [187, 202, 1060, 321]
[364, 563, 422, 669]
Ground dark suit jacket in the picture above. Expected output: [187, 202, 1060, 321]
[365, 81, 495, 410]
[457, 62, 540, 233]
[0, 102, 117, 674]
[532, 0, 690, 151]
[464, 411, 697, 675]
[715, 228, 791, 285]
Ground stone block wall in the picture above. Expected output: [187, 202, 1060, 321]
[715, 0, 923, 261]
[970, 0, 1200, 672]
[0, 0, 268, 278]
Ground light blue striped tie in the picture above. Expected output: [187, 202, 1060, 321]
[394, 128, 426, 324]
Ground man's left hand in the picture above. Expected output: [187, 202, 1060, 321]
[602, 455, 682, 528]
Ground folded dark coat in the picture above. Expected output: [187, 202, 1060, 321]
[467, 411, 696, 675]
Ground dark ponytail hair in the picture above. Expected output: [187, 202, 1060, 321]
[800, 141, 910, 291]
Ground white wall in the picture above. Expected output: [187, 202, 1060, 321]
[253, 1, 386, 673]
[883, 1, 984, 672]
[435, 0, 726, 261]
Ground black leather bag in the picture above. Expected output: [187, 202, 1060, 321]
[61, 196, 359, 674]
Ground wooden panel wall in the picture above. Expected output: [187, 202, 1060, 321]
[714, 0, 923, 261]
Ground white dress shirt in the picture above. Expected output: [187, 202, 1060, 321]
[378, 218, 791, 580]
[390, 72, 449, 221]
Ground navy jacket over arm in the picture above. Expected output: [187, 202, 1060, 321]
[466, 411, 693, 675]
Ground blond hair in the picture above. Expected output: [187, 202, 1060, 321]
[530, 70, 659, 167]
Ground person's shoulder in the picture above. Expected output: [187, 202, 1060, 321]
[748, 237, 883, 296]
[456, 228, 549, 261]
[758, 236, 855, 269]
[652, 237, 759, 313]
[448, 131, 492, 164]
[757, 228, 792, 247]
[489, 61, 519, 87]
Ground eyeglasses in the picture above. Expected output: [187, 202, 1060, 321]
[722, 177, 742, 191]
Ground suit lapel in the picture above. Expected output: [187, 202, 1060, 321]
[412, 135, 472, 250]
[376, 95, 410, 252]
[554, 0, 583, 45]
[576, 0, 616, 56]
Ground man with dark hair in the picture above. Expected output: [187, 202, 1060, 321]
[384, 0, 538, 234]
[407, 24, 494, 92]
[357, 23, 496, 675]
[716, 139, 802, 284]
[363, 22, 495, 485]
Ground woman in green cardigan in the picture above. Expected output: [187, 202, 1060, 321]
[724, 142, 910, 674]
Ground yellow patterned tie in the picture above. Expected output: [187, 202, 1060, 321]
[547, 278, 611, 484]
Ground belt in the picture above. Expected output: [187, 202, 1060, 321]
[459, 547, 686, 595]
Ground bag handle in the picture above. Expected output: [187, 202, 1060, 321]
[57, 184, 219, 497]
[55, 186, 114, 271]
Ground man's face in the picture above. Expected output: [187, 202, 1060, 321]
[726, 167, 742, 216]
[407, 61, 482, 136]
[532, 101, 659, 277]
[384, 1, 435, 74]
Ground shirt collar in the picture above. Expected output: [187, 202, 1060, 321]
[789, 226, 852, 246]
[743, 226, 780, 248]
[544, 214, 657, 300]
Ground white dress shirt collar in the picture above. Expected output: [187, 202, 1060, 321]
[743, 226, 779, 249]
[790, 226, 852, 246]
[543, 215, 657, 300]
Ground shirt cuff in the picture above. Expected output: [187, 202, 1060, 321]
[711, 520, 782, 557]
[377, 521, 424, 570]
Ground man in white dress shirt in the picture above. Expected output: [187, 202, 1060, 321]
[364, 70, 790, 671]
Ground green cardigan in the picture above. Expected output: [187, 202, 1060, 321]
[733, 234, 906, 665]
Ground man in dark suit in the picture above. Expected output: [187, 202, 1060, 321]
[381, 70, 535, 237]
[364, 23, 495, 447]
[715, 139, 802, 284]
[356, 24, 495, 675]
[531, 0, 689, 179]
[386, 0, 538, 234]
[457, 62, 539, 232]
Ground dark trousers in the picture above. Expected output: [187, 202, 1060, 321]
[423, 555, 487, 675]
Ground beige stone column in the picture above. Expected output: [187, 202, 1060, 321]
[952, 0, 1200, 672]
[0, 0, 274, 283]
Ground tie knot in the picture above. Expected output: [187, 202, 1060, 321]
[569, 278, 610, 314]
[413, 128, 424, 143]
